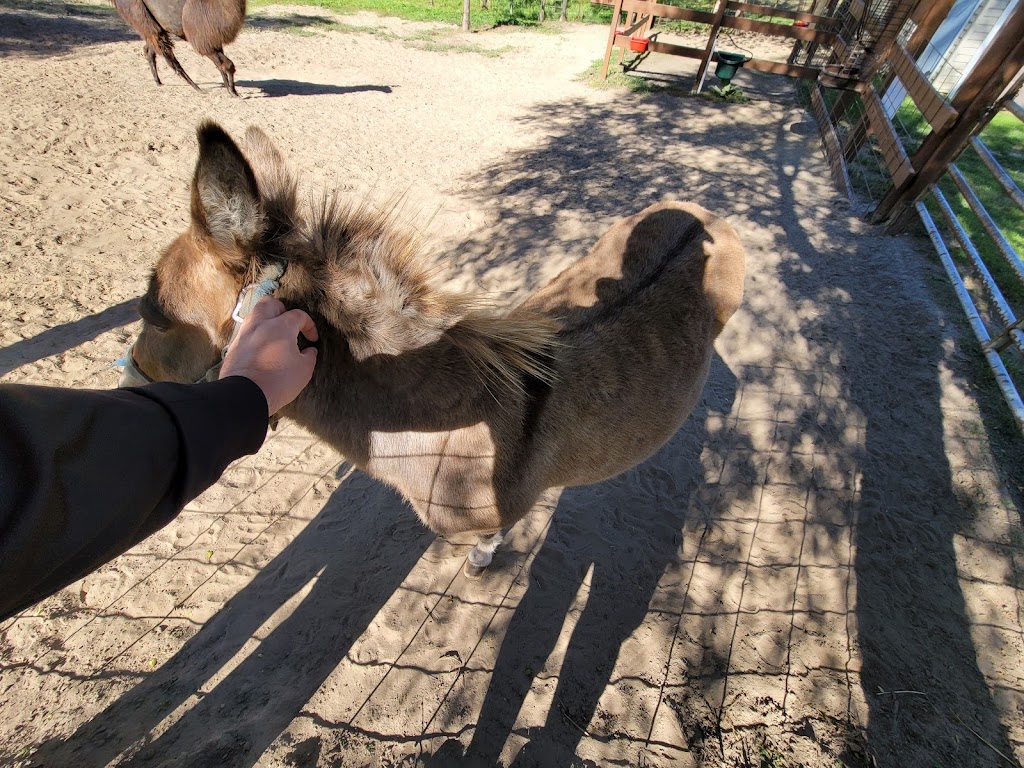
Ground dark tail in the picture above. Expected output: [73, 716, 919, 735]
[113, 0, 202, 91]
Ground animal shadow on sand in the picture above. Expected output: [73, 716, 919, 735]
[244, 13, 336, 31]
[239, 79, 394, 98]
[27, 469, 436, 768]
[427, 354, 743, 767]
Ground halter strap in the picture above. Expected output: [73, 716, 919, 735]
[116, 260, 287, 385]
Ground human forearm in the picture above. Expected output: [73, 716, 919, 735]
[0, 377, 267, 620]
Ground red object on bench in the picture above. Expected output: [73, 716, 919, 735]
[629, 36, 649, 52]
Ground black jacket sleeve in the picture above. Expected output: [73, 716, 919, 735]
[0, 376, 268, 621]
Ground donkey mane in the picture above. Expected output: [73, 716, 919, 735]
[240, 127, 558, 395]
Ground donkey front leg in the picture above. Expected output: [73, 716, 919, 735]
[207, 50, 238, 97]
[464, 530, 505, 580]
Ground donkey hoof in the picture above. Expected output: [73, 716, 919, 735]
[463, 560, 487, 580]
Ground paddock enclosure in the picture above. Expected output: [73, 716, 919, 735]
[1, 4, 1023, 767]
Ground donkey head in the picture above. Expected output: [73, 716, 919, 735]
[122, 123, 277, 386]
[122, 122, 551, 391]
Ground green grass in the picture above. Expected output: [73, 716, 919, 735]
[256, 13, 512, 52]
[936, 112, 1024, 309]
[250, 0, 614, 31]
[920, 112, 1024, 315]
[891, 95, 930, 156]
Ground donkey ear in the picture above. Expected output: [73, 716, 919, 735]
[243, 125, 299, 234]
[190, 122, 264, 261]
[244, 126, 286, 172]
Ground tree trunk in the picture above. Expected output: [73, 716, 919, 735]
[481, 0, 488, 9]
[559, 0, 568, 21]
[462, 0, 470, 31]
[538, 0, 545, 21]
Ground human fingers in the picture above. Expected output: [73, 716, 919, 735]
[246, 296, 287, 323]
[280, 308, 319, 343]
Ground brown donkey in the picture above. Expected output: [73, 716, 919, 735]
[113, 0, 245, 96]
[121, 122, 746, 576]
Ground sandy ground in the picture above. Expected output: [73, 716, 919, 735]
[2, 4, 1024, 767]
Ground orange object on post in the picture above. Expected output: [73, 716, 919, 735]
[629, 36, 649, 53]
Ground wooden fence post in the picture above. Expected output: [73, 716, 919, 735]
[692, 0, 729, 93]
[600, 0, 626, 80]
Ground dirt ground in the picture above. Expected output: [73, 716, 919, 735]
[1, 4, 1023, 767]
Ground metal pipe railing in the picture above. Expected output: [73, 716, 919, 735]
[931, 186, 1024, 355]
[968, 136, 1024, 212]
[1005, 99, 1024, 124]
[948, 163, 1024, 287]
[917, 199, 1024, 433]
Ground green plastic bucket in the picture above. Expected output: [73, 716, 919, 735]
[714, 51, 749, 84]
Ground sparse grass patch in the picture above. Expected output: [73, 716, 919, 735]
[247, 12, 400, 37]
[333, 20, 393, 35]
[707, 82, 749, 103]
[250, 0, 612, 31]
[405, 38, 512, 55]
[267, 22, 514, 53]
[577, 57, 691, 96]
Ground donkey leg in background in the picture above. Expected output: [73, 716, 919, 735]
[153, 34, 202, 91]
[181, 0, 245, 97]
[114, 0, 201, 91]
[205, 50, 238, 97]
[143, 43, 160, 84]
[465, 531, 506, 579]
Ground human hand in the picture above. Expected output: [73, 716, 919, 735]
[220, 297, 318, 415]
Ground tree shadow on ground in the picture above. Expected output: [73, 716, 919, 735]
[426, 84, 1022, 765]
[0, 5, 133, 58]
[766, 113, 1024, 767]
[18, 73, 1024, 768]
[742, 103, 1023, 766]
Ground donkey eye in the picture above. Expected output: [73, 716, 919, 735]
[139, 294, 172, 331]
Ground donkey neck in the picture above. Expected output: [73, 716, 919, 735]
[280, 306, 512, 467]
[269, 244, 552, 469]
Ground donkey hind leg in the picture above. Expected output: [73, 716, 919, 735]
[152, 32, 202, 92]
[464, 530, 506, 580]
[143, 43, 161, 84]
[207, 50, 238, 97]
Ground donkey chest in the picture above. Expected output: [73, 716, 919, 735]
[365, 424, 499, 522]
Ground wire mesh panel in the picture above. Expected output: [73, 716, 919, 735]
[823, 0, 917, 84]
